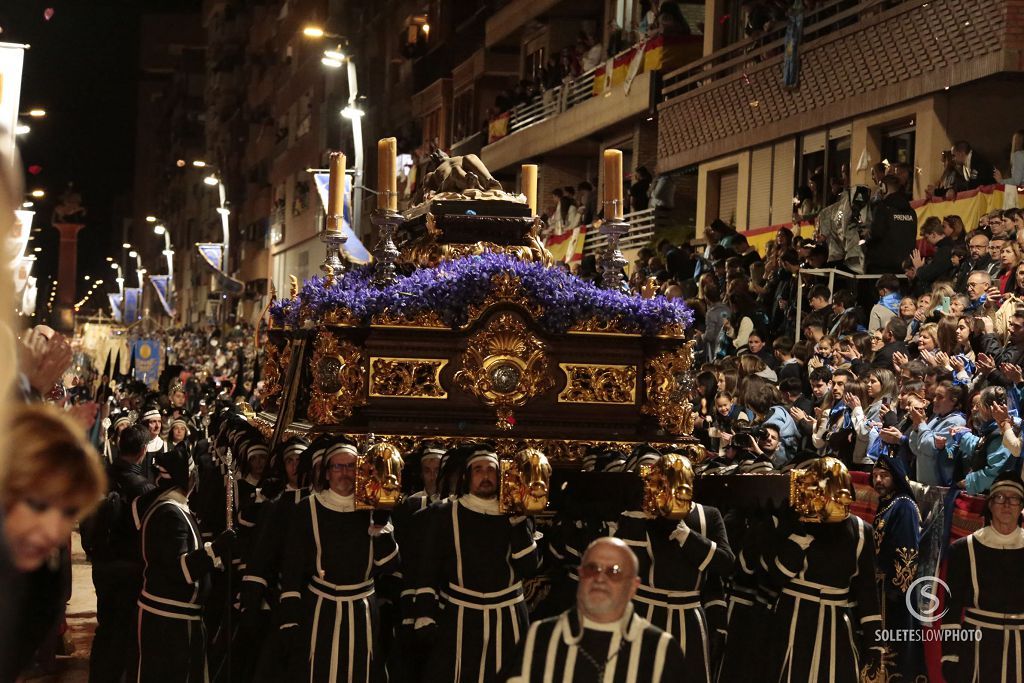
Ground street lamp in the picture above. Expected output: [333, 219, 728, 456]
[21, 109, 46, 118]
[30, 189, 45, 198]
[15, 124, 30, 136]
[153, 223, 175, 283]
[110, 262, 124, 295]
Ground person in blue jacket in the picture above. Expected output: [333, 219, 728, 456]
[950, 386, 1015, 494]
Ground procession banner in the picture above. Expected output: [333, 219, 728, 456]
[108, 293, 123, 324]
[150, 274, 174, 316]
[782, 0, 804, 88]
[196, 242, 224, 273]
[545, 225, 588, 264]
[0, 42, 26, 164]
[196, 242, 245, 295]
[132, 338, 162, 387]
[313, 172, 371, 263]
[123, 287, 141, 323]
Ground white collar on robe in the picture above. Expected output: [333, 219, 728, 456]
[975, 525, 1024, 550]
[316, 488, 355, 512]
[459, 494, 501, 515]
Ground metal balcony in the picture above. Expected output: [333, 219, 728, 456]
[581, 208, 656, 256]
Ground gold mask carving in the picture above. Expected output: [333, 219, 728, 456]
[499, 448, 552, 515]
[640, 453, 695, 520]
[354, 442, 405, 511]
[789, 457, 854, 523]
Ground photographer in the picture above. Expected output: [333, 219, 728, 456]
[864, 174, 916, 275]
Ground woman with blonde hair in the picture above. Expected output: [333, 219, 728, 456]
[1, 404, 106, 681]
[994, 129, 1024, 186]
[998, 240, 1023, 294]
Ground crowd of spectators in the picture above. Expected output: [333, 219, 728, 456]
[611, 138, 1024, 498]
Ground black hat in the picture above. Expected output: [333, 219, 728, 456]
[155, 442, 195, 491]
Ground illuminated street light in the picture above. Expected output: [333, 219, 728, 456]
[153, 224, 166, 235]
[25, 109, 46, 118]
[22, 201, 33, 208]
[84, 275, 90, 281]
[122, 243, 132, 249]
[30, 189, 45, 198]
[303, 26, 325, 38]
[192, 160, 207, 168]
[32, 247, 41, 253]
[146, 215, 157, 223]
[204, 174, 219, 186]
[106, 257, 114, 262]
[15, 124, 29, 135]
[324, 49, 345, 61]
[129, 250, 138, 258]
[321, 56, 343, 69]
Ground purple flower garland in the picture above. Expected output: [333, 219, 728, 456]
[269, 253, 692, 336]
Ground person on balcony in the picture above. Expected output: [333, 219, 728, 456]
[864, 173, 916, 274]
[548, 192, 580, 236]
[951, 140, 996, 192]
[994, 129, 1024, 187]
[629, 167, 652, 212]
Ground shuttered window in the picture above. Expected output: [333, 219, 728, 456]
[748, 146, 773, 229]
[772, 139, 796, 226]
[718, 170, 738, 226]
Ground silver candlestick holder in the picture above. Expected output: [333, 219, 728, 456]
[370, 197, 403, 287]
[598, 200, 629, 293]
[320, 214, 347, 275]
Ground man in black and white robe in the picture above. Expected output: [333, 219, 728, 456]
[136, 444, 234, 682]
[278, 440, 400, 683]
[499, 537, 685, 682]
[414, 447, 539, 683]
[614, 493, 734, 683]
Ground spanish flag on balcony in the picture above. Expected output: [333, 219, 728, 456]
[545, 225, 588, 264]
[593, 34, 703, 96]
[912, 183, 1020, 229]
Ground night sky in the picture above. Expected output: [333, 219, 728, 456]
[2, 0, 198, 305]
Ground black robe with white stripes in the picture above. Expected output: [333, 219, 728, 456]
[241, 487, 308, 683]
[136, 489, 216, 683]
[278, 491, 400, 683]
[498, 606, 685, 683]
[414, 496, 540, 683]
[766, 514, 882, 683]
[614, 503, 735, 683]
[941, 526, 1024, 683]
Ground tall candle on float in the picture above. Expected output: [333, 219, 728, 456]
[602, 149, 624, 219]
[327, 151, 346, 231]
[377, 137, 398, 211]
[521, 164, 538, 216]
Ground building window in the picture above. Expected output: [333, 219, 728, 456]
[452, 88, 474, 143]
[881, 123, 916, 195]
[710, 167, 739, 226]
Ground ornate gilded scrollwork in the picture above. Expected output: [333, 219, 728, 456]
[642, 341, 697, 436]
[568, 317, 640, 336]
[463, 273, 543, 329]
[307, 331, 367, 425]
[454, 312, 555, 430]
[369, 357, 448, 399]
[259, 342, 285, 412]
[557, 363, 637, 404]
[371, 309, 447, 329]
[892, 547, 919, 593]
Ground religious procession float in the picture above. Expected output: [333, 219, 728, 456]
[248, 140, 858, 524]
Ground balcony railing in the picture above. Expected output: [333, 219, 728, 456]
[581, 208, 656, 256]
[661, 0, 864, 101]
[506, 67, 599, 136]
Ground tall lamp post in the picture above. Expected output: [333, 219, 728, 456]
[304, 27, 365, 236]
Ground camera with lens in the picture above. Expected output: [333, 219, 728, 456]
[731, 425, 769, 451]
[847, 185, 871, 241]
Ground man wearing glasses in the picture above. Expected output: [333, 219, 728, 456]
[942, 472, 1024, 683]
[277, 440, 400, 682]
[499, 538, 684, 682]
